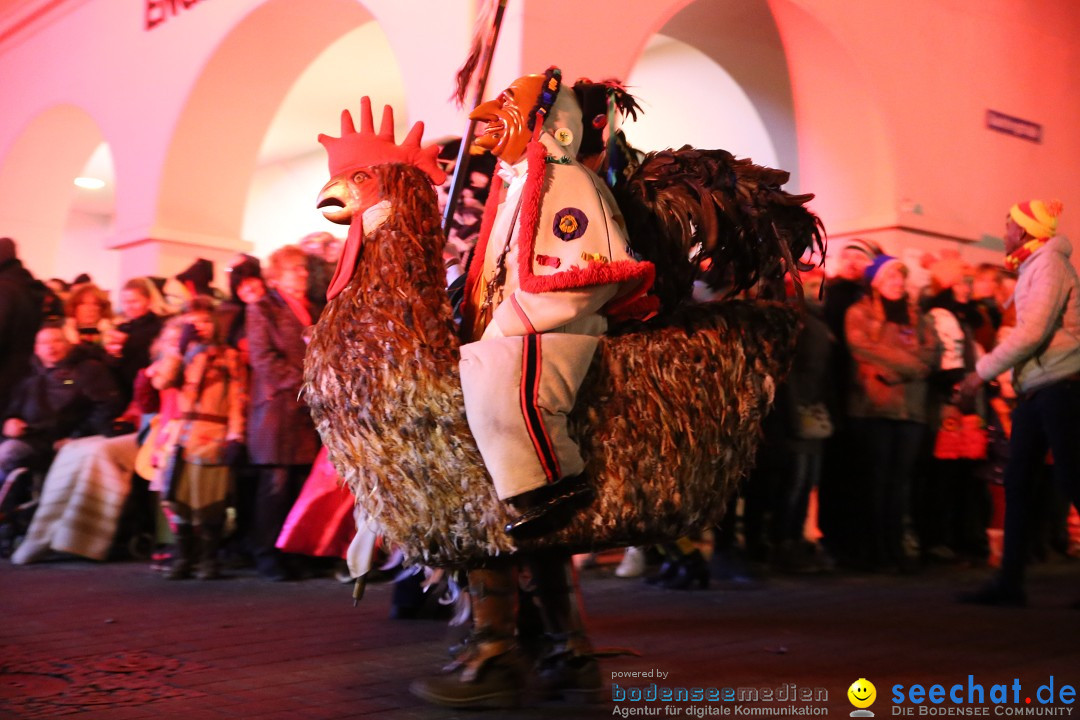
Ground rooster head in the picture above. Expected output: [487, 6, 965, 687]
[317, 97, 446, 300]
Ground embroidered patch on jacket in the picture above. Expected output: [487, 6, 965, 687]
[552, 207, 588, 241]
[535, 254, 561, 268]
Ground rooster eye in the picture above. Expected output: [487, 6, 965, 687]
[353, 171, 370, 183]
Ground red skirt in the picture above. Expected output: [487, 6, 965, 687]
[275, 448, 356, 558]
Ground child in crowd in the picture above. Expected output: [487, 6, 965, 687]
[154, 297, 246, 580]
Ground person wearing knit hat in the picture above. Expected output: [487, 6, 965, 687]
[1003, 199, 1063, 270]
[843, 252, 938, 572]
[1010, 199, 1061, 239]
[959, 199, 1080, 607]
[863, 254, 907, 292]
[217, 253, 264, 349]
[824, 239, 880, 337]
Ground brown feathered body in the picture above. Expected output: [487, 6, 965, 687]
[304, 164, 800, 568]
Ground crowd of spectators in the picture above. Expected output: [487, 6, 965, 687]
[2, 200, 1076, 603]
[615, 231, 1078, 592]
[0, 235, 338, 581]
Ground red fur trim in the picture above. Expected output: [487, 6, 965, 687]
[603, 262, 657, 320]
[513, 138, 655, 321]
[607, 293, 661, 323]
[521, 258, 654, 295]
[514, 139, 548, 288]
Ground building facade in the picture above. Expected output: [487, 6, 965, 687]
[0, 0, 1077, 290]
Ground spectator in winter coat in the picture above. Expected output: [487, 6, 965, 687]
[845, 255, 939, 571]
[245, 246, 322, 580]
[0, 238, 47, 414]
[0, 322, 122, 512]
[818, 238, 881, 565]
[959, 199, 1080, 606]
[104, 278, 166, 406]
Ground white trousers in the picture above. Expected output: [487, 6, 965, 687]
[459, 334, 599, 500]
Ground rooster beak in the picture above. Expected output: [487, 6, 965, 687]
[317, 178, 352, 225]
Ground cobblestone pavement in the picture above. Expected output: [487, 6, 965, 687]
[2, 555, 1078, 719]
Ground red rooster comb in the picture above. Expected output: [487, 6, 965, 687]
[318, 97, 446, 185]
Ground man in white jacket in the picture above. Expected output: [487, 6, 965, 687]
[458, 68, 653, 539]
[959, 199, 1080, 606]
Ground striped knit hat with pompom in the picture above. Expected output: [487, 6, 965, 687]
[1010, 199, 1062, 239]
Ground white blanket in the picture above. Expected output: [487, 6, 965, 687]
[11, 434, 138, 564]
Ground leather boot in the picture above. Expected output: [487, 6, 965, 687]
[166, 524, 195, 580]
[409, 564, 526, 708]
[504, 474, 595, 540]
[196, 524, 223, 580]
[526, 552, 602, 703]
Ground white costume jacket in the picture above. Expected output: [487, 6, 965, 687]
[459, 102, 654, 501]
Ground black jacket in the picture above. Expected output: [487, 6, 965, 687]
[112, 312, 164, 404]
[0, 258, 46, 413]
[3, 345, 123, 452]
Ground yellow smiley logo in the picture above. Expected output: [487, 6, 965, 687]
[848, 678, 876, 709]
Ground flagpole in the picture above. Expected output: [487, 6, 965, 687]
[441, 0, 508, 233]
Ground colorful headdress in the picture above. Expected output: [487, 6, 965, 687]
[318, 97, 446, 184]
[527, 66, 562, 134]
[1009, 199, 1062, 239]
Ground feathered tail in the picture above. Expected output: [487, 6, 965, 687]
[612, 145, 826, 314]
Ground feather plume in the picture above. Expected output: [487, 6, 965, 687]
[613, 146, 826, 313]
[453, 0, 502, 105]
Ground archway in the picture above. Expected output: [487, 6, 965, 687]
[0, 105, 116, 285]
[602, 0, 897, 238]
[624, 34, 780, 171]
[154, 0, 402, 264]
[243, 21, 404, 258]
[625, 0, 797, 187]
[768, 0, 897, 239]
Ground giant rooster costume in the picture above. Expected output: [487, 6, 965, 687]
[303, 69, 822, 707]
